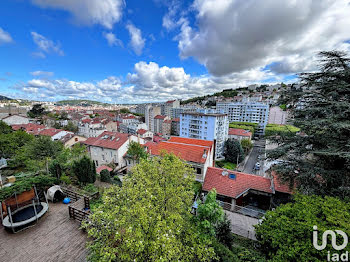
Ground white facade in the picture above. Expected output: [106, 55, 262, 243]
[51, 130, 74, 141]
[180, 110, 229, 159]
[2, 115, 30, 125]
[268, 106, 288, 125]
[145, 106, 161, 132]
[120, 122, 147, 134]
[217, 102, 269, 136]
[78, 122, 107, 138]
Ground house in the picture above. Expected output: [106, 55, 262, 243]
[11, 123, 46, 135]
[59, 133, 87, 148]
[137, 128, 153, 139]
[202, 167, 293, 215]
[83, 131, 145, 172]
[39, 128, 73, 141]
[105, 121, 120, 132]
[1, 114, 30, 125]
[228, 128, 252, 141]
[78, 118, 107, 138]
[144, 137, 214, 182]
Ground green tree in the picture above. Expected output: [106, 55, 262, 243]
[255, 194, 350, 261]
[0, 130, 33, 159]
[194, 189, 224, 237]
[0, 120, 12, 134]
[72, 155, 96, 184]
[127, 141, 148, 161]
[83, 153, 215, 262]
[215, 215, 234, 248]
[224, 140, 244, 164]
[100, 169, 111, 183]
[240, 139, 253, 154]
[66, 121, 78, 133]
[268, 51, 350, 199]
[27, 104, 46, 118]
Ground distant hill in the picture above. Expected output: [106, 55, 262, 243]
[0, 95, 12, 101]
[56, 100, 108, 106]
[181, 88, 247, 105]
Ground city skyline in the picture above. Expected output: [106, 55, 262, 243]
[1, 0, 350, 103]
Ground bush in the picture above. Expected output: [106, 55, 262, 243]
[100, 169, 111, 183]
[113, 175, 122, 187]
[264, 124, 300, 137]
[83, 184, 98, 194]
[212, 241, 238, 262]
[60, 175, 71, 185]
[192, 181, 202, 195]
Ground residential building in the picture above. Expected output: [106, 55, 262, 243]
[39, 128, 73, 141]
[217, 102, 269, 136]
[83, 131, 145, 171]
[116, 115, 138, 125]
[228, 128, 252, 141]
[180, 109, 229, 159]
[161, 100, 180, 117]
[136, 128, 153, 139]
[268, 106, 288, 125]
[120, 121, 147, 134]
[162, 119, 172, 138]
[105, 121, 120, 132]
[145, 105, 161, 132]
[144, 137, 214, 182]
[11, 123, 46, 135]
[171, 118, 180, 136]
[59, 134, 87, 148]
[171, 106, 197, 119]
[1, 114, 30, 125]
[153, 115, 169, 134]
[78, 118, 107, 138]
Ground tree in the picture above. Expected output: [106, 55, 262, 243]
[194, 189, 224, 237]
[83, 153, 215, 262]
[240, 139, 253, 154]
[268, 51, 350, 199]
[255, 194, 350, 261]
[224, 140, 244, 164]
[0, 130, 33, 159]
[72, 156, 96, 185]
[0, 120, 12, 134]
[127, 141, 148, 161]
[100, 169, 111, 183]
[27, 104, 46, 118]
[66, 121, 78, 133]
[215, 215, 234, 248]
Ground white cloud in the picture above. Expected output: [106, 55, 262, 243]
[30, 71, 54, 77]
[32, 0, 124, 29]
[177, 0, 350, 76]
[126, 23, 145, 55]
[103, 32, 123, 47]
[0, 27, 13, 44]
[31, 32, 64, 58]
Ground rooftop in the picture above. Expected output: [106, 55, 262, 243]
[228, 128, 252, 137]
[83, 131, 129, 150]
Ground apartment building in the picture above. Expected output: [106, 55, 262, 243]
[161, 100, 180, 117]
[145, 105, 161, 132]
[217, 102, 269, 136]
[180, 109, 229, 159]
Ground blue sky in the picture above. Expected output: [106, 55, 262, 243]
[0, 0, 350, 103]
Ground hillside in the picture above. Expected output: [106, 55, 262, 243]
[0, 95, 12, 101]
[56, 99, 108, 106]
[181, 88, 245, 105]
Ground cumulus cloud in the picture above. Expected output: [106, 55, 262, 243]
[0, 27, 13, 44]
[31, 32, 64, 58]
[30, 71, 54, 77]
[19, 61, 277, 103]
[31, 0, 124, 29]
[103, 32, 123, 47]
[126, 23, 145, 55]
[177, 0, 350, 76]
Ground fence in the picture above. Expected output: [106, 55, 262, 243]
[217, 200, 265, 219]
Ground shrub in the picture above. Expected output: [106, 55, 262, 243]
[83, 184, 98, 194]
[60, 175, 71, 185]
[100, 169, 111, 183]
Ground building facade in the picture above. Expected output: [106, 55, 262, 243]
[217, 102, 269, 136]
[180, 109, 228, 159]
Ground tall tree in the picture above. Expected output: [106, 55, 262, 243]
[72, 155, 96, 185]
[268, 51, 350, 199]
[224, 140, 245, 164]
[83, 153, 215, 262]
[127, 141, 148, 161]
[27, 104, 46, 118]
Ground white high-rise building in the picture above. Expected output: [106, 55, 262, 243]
[216, 102, 269, 136]
[180, 109, 228, 159]
[145, 105, 161, 132]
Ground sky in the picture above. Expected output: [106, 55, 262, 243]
[0, 0, 350, 104]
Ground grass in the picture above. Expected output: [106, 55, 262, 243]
[216, 160, 237, 170]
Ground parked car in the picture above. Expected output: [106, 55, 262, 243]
[255, 162, 260, 170]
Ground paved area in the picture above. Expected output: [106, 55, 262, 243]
[224, 210, 259, 240]
[0, 202, 87, 262]
[241, 139, 266, 176]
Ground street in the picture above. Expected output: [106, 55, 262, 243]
[241, 139, 265, 176]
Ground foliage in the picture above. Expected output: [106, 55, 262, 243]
[268, 51, 350, 198]
[112, 175, 122, 187]
[83, 153, 215, 262]
[223, 140, 245, 164]
[192, 181, 202, 196]
[240, 139, 253, 153]
[215, 215, 234, 248]
[119, 108, 131, 114]
[100, 169, 112, 183]
[127, 141, 148, 160]
[0, 120, 12, 134]
[24, 135, 63, 161]
[0, 173, 58, 201]
[83, 184, 98, 194]
[215, 160, 237, 170]
[49, 159, 63, 178]
[0, 130, 34, 159]
[27, 104, 46, 118]
[212, 241, 238, 262]
[65, 121, 78, 132]
[194, 190, 224, 237]
[72, 156, 96, 185]
[255, 194, 350, 261]
[264, 124, 300, 137]
[279, 104, 287, 111]
[60, 175, 72, 185]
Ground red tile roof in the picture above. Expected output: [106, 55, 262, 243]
[272, 172, 294, 194]
[154, 115, 166, 119]
[166, 100, 176, 104]
[168, 136, 214, 147]
[203, 167, 273, 199]
[96, 165, 113, 174]
[172, 118, 180, 122]
[228, 128, 252, 137]
[82, 118, 92, 124]
[11, 123, 45, 134]
[163, 119, 172, 124]
[137, 128, 148, 135]
[39, 128, 63, 137]
[83, 131, 129, 150]
[145, 139, 212, 164]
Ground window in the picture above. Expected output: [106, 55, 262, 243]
[197, 167, 202, 174]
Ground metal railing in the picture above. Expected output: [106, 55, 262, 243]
[217, 200, 265, 219]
